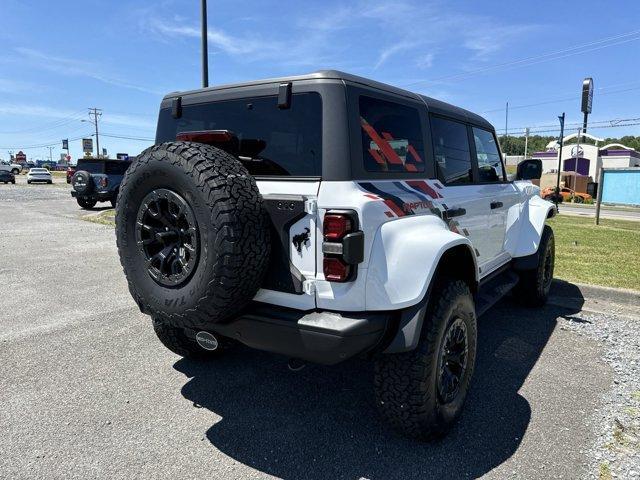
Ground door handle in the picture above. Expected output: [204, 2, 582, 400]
[490, 201, 503, 210]
[443, 207, 466, 219]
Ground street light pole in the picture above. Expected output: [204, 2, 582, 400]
[201, 0, 209, 88]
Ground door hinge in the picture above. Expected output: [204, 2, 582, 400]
[302, 279, 316, 295]
[304, 199, 317, 214]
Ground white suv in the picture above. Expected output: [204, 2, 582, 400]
[115, 71, 555, 440]
[0, 160, 22, 175]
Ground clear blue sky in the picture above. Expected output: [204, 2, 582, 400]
[1, 0, 640, 162]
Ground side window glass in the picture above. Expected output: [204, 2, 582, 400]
[430, 116, 473, 185]
[473, 127, 505, 182]
[359, 96, 425, 173]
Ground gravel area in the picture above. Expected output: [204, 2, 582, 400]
[560, 309, 640, 479]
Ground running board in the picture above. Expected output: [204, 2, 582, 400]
[475, 269, 519, 317]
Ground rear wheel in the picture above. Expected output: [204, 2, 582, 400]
[514, 225, 555, 307]
[11, 168, 19, 175]
[77, 197, 97, 210]
[374, 279, 477, 440]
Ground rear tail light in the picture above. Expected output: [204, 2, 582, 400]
[323, 258, 350, 282]
[322, 211, 364, 283]
[323, 214, 352, 241]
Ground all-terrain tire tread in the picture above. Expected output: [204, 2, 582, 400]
[115, 141, 270, 330]
[374, 279, 476, 441]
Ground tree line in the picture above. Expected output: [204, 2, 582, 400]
[499, 135, 640, 156]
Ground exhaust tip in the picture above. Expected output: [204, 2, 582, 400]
[195, 331, 219, 351]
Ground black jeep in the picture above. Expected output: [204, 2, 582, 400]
[70, 158, 132, 209]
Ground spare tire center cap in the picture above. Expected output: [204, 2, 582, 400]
[195, 331, 219, 351]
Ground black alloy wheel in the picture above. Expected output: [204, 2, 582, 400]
[135, 188, 199, 288]
[437, 317, 469, 405]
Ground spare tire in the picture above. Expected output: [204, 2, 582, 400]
[115, 141, 270, 329]
[71, 170, 93, 194]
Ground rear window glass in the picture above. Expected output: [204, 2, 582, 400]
[156, 93, 322, 177]
[105, 161, 130, 175]
[77, 160, 104, 174]
[359, 96, 425, 173]
[431, 116, 473, 185]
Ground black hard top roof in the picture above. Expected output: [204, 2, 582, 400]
[164, 70, 493, 130]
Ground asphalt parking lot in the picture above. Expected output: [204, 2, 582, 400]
[1, 181, 637, 479]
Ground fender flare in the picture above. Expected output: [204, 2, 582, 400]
[364, 215, 478, 353]
[381, 241, 477, 354]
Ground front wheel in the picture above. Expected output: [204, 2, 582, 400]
[514, 225, 555, 306]
[374, 279, 477, 440]
[77, 197, 97, 210]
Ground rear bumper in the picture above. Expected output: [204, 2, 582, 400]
[70, 190, 113, 201]
[210, 303, 392, 365]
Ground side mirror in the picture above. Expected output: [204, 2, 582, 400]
[516, 159, 542, 180]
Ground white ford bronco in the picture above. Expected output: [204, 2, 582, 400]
[115, 71, 555, 440]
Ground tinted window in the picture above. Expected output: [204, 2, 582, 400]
[473, 127, 505, 182]
[156, 93, 322, 177]
[431, 116, 472, 185]
[105, 161, 131, 175]
[77, 160, 104, 174]
[359, 96, 425, 173]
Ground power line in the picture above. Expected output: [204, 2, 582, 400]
[0, 132, 93, 150]
[503, 121, 640, 136]
[0, 109, 87, 135]
[480, 83, 640, 114]
[404, 29, 640, 87]
[99, 132, 154, 141]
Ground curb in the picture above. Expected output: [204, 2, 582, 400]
[550, 279, 640, 318]
[552, 280, 640, 306]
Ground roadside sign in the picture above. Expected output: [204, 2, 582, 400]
[15, 151, 27, 163]
[116, 153, 129, 160]
[82, 138, 93, 153]
[581, 78, 594, 114]
[102, 148, 107, 157]
[62, 139, 68, 150]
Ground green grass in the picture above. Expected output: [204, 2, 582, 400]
[82, 210, 115, 226]
[547, 215, 640, 291]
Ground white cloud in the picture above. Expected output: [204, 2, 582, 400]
[11, 47, 163, 95]
[416, 53, 435, 69]
[374, 42, 416, 70]
[0, 103, 155, 130]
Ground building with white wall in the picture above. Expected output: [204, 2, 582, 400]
[531, 133, 640, 183]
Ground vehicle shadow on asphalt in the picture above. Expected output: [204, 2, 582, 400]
[174, 283, 584, 480]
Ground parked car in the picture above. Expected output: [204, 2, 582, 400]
[0, 160, 22, 175]
[70, 158, 132, 209]
[26, 168, 52, 184]
[541, 186, 592, 203]
[66, 165, 76, 183]
[115, 70, 554, 441]
[0, 170, 15, 184]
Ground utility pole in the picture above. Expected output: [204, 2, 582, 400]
[555, 113, 566, 208]
[201, 0, 209, 88]
[524, 127, 530, 158]
[504, 101, 509, 138]
[87, 108, 102, 158]
[47, 146, 53, 163]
